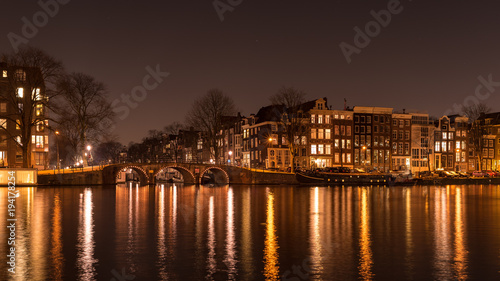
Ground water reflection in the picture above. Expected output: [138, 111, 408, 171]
[240, 187, 253, 280]
[1, 185, 499, 280]
[156, 184, 168, 280]
[358, 187, 374, 280]
[225, 187, 237, 279]
[264, 188, 279, 280]
[433, 187, 452, 280]
[453, 187, 468, 280]
[206, 196, 216, 279]
[309, 187, 323, 276]
[50, 192, 64, 280]
[404, 187, 414, 279]
[76, 188, 97, 280]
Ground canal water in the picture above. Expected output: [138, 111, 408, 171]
[1, 184, 500, 280]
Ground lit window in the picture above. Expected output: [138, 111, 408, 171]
[2, 70, 6, 77]
[311, 114, 316, 123]
[16, 88, 24, 98]
[0, 119, 6, 129]
[34, 135, 44, 148]
[36, 104, 43, 116]
[16, 120, 20, 130]
[32, 88, 42, 100]
[318, 144, 324, 154]
[15, 69, 26, 81]
[325, 129, 331, 139]
[311, 145, 317, 154]
[318, 115, 323, 124]
[326, 144, 331, 154]
[318, 129, 324, 139]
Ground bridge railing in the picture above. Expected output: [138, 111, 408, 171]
[38, 165, 108, 175]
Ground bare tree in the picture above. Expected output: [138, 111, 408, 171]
[56, 72, 114, 165]
[0, 46, 64, 167]
[462, 103, 490, 171]
[164, 122, 184, 163]
[186, 89, 236, 164]
[270, 86, 309, 172]
[94, 140, 123, 164]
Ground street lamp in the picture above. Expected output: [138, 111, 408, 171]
[86, 145, 92, 169]
[55, 131, 60, 170]
[228, 150, 233, 165]
[456, 148, 460, 172]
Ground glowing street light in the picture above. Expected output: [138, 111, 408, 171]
[86, 145, 93, 170]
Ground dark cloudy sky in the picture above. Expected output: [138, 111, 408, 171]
[1, 0, 500, 144]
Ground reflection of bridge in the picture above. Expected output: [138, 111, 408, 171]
[103, 163, 234, 185]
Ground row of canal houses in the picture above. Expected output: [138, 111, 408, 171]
[185, 98, 500, 174]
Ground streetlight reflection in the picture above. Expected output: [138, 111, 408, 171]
[264, 188, 279, 280]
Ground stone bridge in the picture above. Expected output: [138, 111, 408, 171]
[103, 163, 235, 185]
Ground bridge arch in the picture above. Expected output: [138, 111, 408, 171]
[115, 165, 149, 185]
[200, 166, 230, 185]
[153, 166, 196, 184]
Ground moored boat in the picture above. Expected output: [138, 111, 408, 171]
[296, 171, 390, 185]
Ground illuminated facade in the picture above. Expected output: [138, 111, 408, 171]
[433, 115, 470, 172]
[391, 112, 412, 171]
[353, 106, 393, 172]
[410, 113, 435, 174]
[0, 63, 49, 169]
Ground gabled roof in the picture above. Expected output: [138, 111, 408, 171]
[254, 104, 285, 123]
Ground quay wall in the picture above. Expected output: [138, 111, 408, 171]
[38, 168, 299, 186]
[38, 171, 103, 185]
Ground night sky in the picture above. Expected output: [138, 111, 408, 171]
[1, 0, 500, 144]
